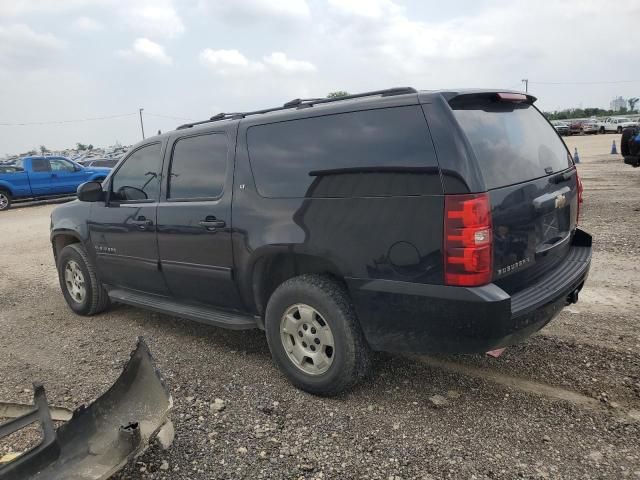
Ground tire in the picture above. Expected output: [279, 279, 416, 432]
[620, 128, 633, 157]
[57, 243, 110, 316]
[599, 127, 605, 134]
[0, 190, 11, 211]
[265, 274, 372, 396]
[617, 127, 623, 134]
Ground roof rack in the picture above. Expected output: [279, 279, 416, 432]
[176, 87, 417, 130]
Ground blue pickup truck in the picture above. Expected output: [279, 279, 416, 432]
[0, 156, 111, 211]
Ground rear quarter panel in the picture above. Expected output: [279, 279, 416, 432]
[231, 126, 445, 312]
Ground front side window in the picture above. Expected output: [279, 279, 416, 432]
[49, 159, 75, 172]
[168, 133, 227, 200]
[110, 143, 162, 202]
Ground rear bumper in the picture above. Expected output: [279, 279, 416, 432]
[348, 229, 592, 354]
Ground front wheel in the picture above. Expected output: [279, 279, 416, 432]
[265, 274, 372, 396]
[57, 243, 110, 315]
[0, 190, 12, 211]
[617, 127, 623, 134]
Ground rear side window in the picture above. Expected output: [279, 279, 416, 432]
[31, 159, 51, 172]
[451, 98, 571, 190]
[247, 106, 440, 198]
[111, 143, 162, 202]
[168, 133, 227, 200]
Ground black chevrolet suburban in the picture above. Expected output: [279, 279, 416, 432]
[50, 88, 591, 395]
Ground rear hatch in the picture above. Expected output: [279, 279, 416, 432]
[450, 93, 578, 294]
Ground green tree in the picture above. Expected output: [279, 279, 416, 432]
[628, 97, 639, 113]
[327, 91, 350, 98]
[76, 143, 87, 151]
[87, 144, 94, 151]
[39, 145, 49, 155]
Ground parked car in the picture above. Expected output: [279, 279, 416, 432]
[82, 158, 118, 168]
[598, 117, 637, 134]
[581, 119, 599, 134]
[0, 156, 110, 211]
[568, 119, 585, 135]
[50, 88, 591, 395]
[551, 121, 570, 136]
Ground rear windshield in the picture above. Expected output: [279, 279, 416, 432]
[451, 98, 572, 189]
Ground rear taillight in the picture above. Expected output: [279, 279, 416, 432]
[444, 193, 493, 287]
[576, 169, 584, 224]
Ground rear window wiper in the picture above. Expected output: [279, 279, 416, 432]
[549, 169, 576, 184]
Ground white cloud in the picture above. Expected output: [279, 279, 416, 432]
[123, 3, 184, 38]
[73, 16, 103, 31]
[199, 49, 316, 76]
[263, 52, 316, 74]
[0, 24, 65, 67]
[118, 38, 172, 65]
[199, 49, 265, 75]
[204, 0, 310, 22]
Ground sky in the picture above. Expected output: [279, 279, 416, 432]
[1, 0, 639, 156]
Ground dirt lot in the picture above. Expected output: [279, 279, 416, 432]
[1, 134, 639, 479]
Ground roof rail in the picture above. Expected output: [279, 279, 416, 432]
[176, 87, 417, 130]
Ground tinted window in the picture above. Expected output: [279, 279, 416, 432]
[247, 106, 439, 198]
[31, 158, 51, 172]
[451, 99, 572, 190]
[49, 159, 75, 172]
[168, 133, 227, 199]
[111, 143, 162, 201]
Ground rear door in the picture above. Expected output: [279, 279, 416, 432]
[449, 94, 577, 293]
[27, 158, 55, 195]
[156, 128, 242, 309]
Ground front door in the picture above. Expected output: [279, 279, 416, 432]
[156, 130, 242, 309]
[49, 158, 86, 194]
[88, 142, 168, 295]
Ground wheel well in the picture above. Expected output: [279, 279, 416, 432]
[52, 234, 80, 262]
[253, 254, 345, 316]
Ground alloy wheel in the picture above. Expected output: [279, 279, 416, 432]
[280, 303, 335, 376]
[64, 260, 86, 303]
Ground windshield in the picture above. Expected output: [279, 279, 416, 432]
[451, 98, 572, 189]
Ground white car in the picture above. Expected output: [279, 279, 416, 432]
[598, 117, 637, 134]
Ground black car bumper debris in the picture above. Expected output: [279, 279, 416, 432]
[0, 337, 172, 480]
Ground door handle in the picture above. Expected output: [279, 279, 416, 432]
[199, 217, 225, 231]
[131, 216, 153, 229]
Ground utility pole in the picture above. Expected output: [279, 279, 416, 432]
[521, 78, 529, 93]
[139, 108, 145, 140]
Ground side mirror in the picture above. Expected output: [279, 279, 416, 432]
[74, 165, 82, 171]
[77, 181, 104, 202]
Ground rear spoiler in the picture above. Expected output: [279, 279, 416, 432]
[443, 90, 537, 105]
[0, 338, 173, 480]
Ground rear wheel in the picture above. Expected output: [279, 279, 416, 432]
[617, 126, 623, 134]
[599, 126, 605, 134]
[0, 190, 11, 211]
[57, 243, 110, 315]
[265, 274, 371, 396]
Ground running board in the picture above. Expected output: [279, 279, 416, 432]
[107, 289, 257, 330]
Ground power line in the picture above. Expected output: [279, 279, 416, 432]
[145, 112, 196, 121]
[0, 111, 197, 126]
[529, 79, 640, 86]
[0, 112, 137, 126]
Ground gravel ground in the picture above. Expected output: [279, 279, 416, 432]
[0, 134, 639, 479]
